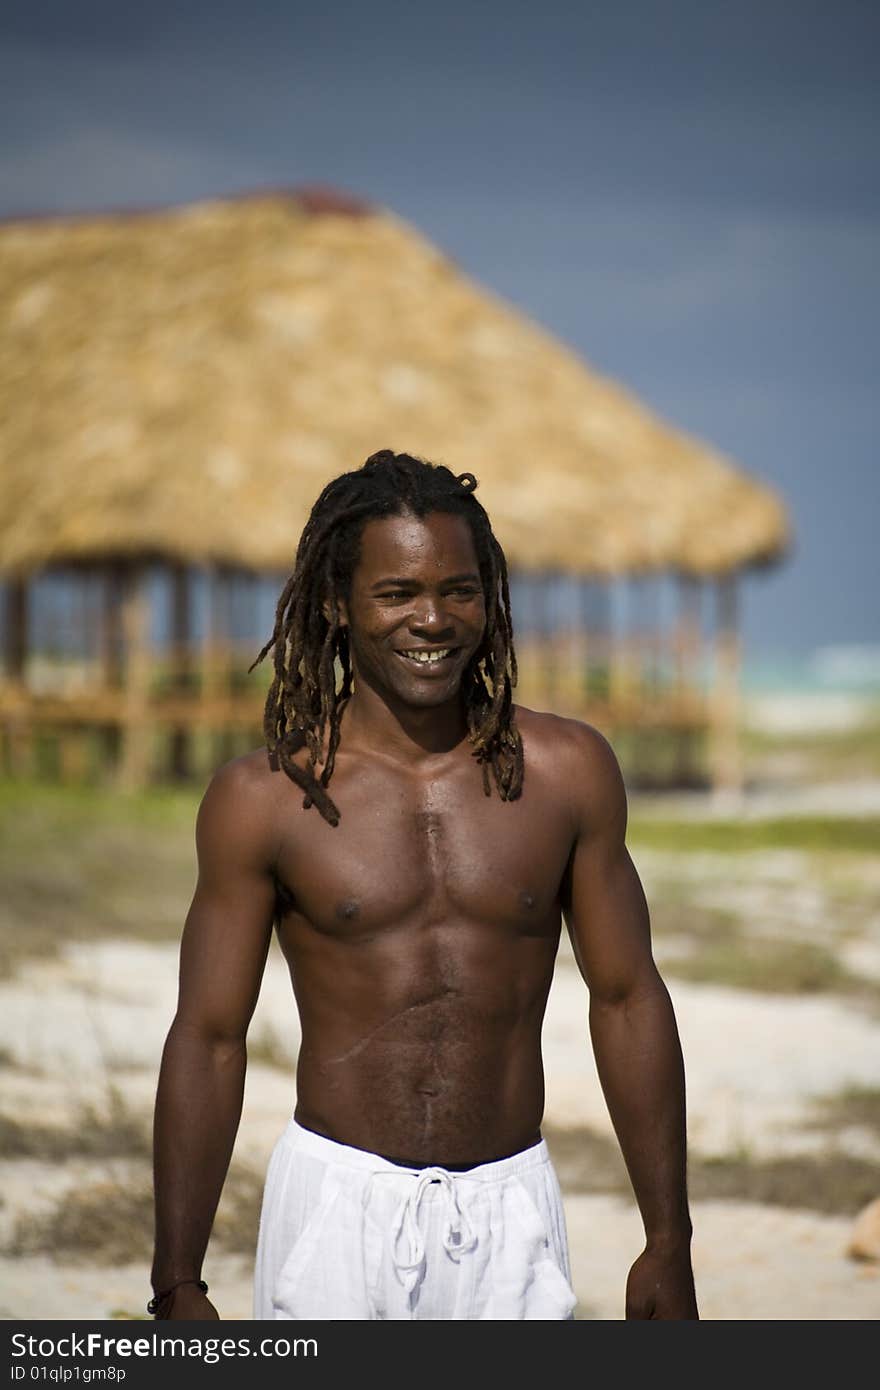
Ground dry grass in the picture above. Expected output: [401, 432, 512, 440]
[687, 1150, 880, 1216]
[0, 1085, 265, 1262]
[544, 1125, 630, 1195]
[546, 1123, 880, 1216]
[5, 1164, 264, 1264]
[0, 1089, 151, 1162]
[7, 1179, 155, 1265]
[247, 1024, 297, 1072]
[807, 1086, 880, 1137]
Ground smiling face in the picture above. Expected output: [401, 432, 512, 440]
[338, 510, 488, 709]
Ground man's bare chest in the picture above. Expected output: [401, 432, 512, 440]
[272, 761, 574, 941]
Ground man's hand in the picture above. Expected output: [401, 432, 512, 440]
[153, 1285, 220, 1320]
[625, 1244, 699, 1320]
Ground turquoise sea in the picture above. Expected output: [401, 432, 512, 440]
[742, 646, 880, 697]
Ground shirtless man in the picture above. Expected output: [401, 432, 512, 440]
[150, 450, 697, 1321]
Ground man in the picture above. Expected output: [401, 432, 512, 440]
[150, 449, 697, 1321]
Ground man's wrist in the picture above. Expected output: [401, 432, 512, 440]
[147, 1278, 209, 1316]
[151, 1266, 203, 1291]
[644, 1223, 693, 1255]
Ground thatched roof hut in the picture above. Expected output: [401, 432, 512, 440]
[0, 188, 789, 579]
[0, 188, 792, 792]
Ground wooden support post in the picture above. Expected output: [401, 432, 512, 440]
[207, 564, 236, 767]
[579, 578, 611, 723]
[200, 563, 219, 705]
[2, 575, 31, 778]
[538, 573, 558, 709]
[709, 573, 743, 797]
[673, 574, 703, 786]
[607, 577, 629, 720]
[673, 574, 701, 696]
[102, 564, 125, 687]
[95, 562, 126, 777]
[117, 563, 152, 792]
[169, 561, 192, 779]
[58, 726, 90, 783]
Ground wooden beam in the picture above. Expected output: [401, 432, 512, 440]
[168, 561, 192, 779]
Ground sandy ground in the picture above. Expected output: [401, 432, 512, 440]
[2, 920, 879, 1321]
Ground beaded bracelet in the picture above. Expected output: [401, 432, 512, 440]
[147, 1278, 209, 1315]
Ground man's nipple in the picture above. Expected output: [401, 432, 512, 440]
[335, 898, 360, 921]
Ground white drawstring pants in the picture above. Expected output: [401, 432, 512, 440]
[253, 1118, 577, 1320]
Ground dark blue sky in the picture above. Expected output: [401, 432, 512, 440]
[3, 0, 878, 655]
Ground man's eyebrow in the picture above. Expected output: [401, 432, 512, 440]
[370, 575, 416, 589]
[370, 572, 481, 589]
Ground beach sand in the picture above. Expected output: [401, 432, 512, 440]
[1, 916, 878, 1321]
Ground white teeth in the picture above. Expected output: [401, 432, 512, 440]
[401, 649, 451, 664]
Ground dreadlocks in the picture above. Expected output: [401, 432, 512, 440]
[248, 449, 523, 826]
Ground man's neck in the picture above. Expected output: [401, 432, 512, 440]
[340, 683, 469, 766]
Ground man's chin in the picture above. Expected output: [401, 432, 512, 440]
[397, 679, 463, 707]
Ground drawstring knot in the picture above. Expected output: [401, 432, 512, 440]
[389, 1167, 477, 1294]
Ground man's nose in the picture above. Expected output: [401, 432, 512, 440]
[410, 597, 454, 635]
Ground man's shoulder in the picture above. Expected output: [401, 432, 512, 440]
[197, 746, 285, 846]
[514, 703, 619, 768]
[206, 745, 278, 798]
[513, 705, 626, 815]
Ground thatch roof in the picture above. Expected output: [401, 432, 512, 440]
[0, 189, 789, 579]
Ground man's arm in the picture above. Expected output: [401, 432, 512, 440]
[559, 722, 698, 1320]
[151, 756, 278, 1320]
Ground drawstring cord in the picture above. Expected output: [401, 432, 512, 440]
[387, 1167, 478, 1294]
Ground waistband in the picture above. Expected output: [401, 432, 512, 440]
[280, 1117, 550, 1184]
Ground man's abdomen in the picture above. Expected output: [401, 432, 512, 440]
[292, 975, 551, 1166]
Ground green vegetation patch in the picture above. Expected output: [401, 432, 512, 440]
[647, 895, 873, 997]
[628, 816, 880, 855]
[0, 779, 201, 832]
[0, 780, 201, 977]
[661, 934, 862, 995]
